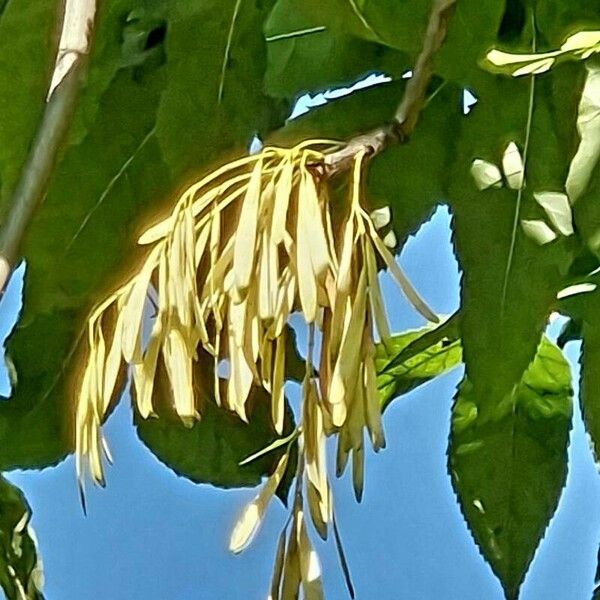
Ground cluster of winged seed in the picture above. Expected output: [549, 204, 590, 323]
[74, 140, 437, 594]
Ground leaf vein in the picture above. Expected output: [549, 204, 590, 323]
[65, 127, 155, 252]
[218, 0, 243, 104]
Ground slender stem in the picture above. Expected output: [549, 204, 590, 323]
[500, 11, 537, 315]
[306, 322, 316, 375]
[292, 439, 306, 512]
[393, 0, 456, 128]
[502, 10, 538, 545]
[266, 26, 326, 43]
[321, 0, 457, 178]
[332, 508, 356, 600]
[0, 0, 97, 294]
[218, 0, 242, 103]
[0, 63, 82, 284]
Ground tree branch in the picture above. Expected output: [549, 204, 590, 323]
[0, 0, 97, 294]
[321, 0, 457, 178]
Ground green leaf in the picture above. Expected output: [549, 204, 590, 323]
[0, 1, 57, 209]
[291, 0, 506, 83]
[0, 476, 44, 600]
[68, 0, 169, 146]
[535, 1, 600, 48]
[0, 0, 174, 470]
[292, 0, 430, 54]
[290, 1, 600, 86]
[560, 285, 600, 467]
[448, 66, 580, 409]
[155, 0, 287, 179]
[582, 323, 600, 465]
[449, 338, 573, 600]
[291, 0, 600, 85]
[375, 316, 462, 410]
[134, 360, 296, 499]
[264, 0, 409, 100]
[557, 283, 600, 600]
[434, 0, 506, 84]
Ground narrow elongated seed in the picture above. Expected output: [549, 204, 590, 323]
[301, 167, 330, 280]
[352, 445, 365, 503]
[364, 237, 391, 343]
[271, 159, 294, 245]
[229, 452, 289, 554]
[260, 335, 273, 393]
[272, 332, 286, 434]
[307, 480, 328, 541]
[227, 324, 253, 421]
[131, 315, 164, 418]
[296, 195, 318, 322]
[296, 510, 324, 599]
[163, 328, 197, 425]
[363, 348, 385, 451]
[280, 520, 301, 599]
[258, 232, 274, 321]
[329, 270, 368, 425]
[233, 158, 263, 293]
[366, 215, 438, 323]
[269, 525, 288, 600]
[102, 307, 125, 413]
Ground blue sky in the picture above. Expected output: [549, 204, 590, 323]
[1, 206, 600, 599]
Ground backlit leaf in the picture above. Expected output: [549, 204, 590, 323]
[449, 338, 572, 600]
[560, 287, 600, 470]
[264, 0, 409, 100]
[375, 319, 462, 411]
[448, 68, 578, 410]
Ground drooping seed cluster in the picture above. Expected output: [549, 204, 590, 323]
[74, 140, 437, 594]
